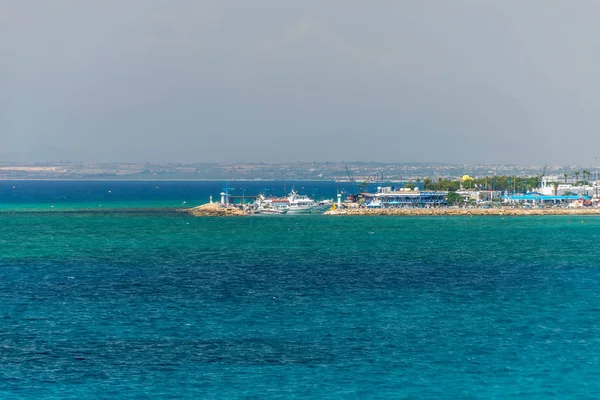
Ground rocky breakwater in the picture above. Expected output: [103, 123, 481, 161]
[183, 203, 249, 216]
[324, 207, 600, 216]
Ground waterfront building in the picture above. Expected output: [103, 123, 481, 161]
[503, 193, 592, 207]
[362, 187, 447, 208]
[539, 176, 599, 197]
[456, 189, 502, 202]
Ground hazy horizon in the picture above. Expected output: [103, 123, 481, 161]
[2, 1, 599, 165]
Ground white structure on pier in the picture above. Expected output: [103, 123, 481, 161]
[539, 176, 599, 197]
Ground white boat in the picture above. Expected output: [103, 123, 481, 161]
[365, 200, 383, 208]
[254, 206, 288, 215]
[286, 190, 332, 214]
[253, 194, 289, 215]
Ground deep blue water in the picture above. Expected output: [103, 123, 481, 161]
[0, 180, 362, 211]
[1, 181, 600, 398]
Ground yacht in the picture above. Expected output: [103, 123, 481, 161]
[253, 194, 289, 215]
[287, 190, 332, 214]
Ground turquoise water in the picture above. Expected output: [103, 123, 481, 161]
[2, 182, 600, 398]
[0, 180, 357, 211]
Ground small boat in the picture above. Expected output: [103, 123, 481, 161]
[365, 200, 383, 208]
[253, 194, 289, 215]
[254, 206, 288, 215]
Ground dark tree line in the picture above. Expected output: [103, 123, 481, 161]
[419, 176, 543, 193]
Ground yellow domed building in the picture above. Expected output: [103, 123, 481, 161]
[461, 175, 475, 189]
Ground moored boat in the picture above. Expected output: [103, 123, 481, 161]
[253, 194, 289, 215]
[286, 190, 332, 214]
[254, 206, 288, 215]
[252, 191, 333, 215]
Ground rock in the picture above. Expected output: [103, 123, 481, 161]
[182, 203, 249, 217]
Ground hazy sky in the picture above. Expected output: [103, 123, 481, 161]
[1, 1, 599, 164]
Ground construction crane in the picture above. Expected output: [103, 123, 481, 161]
[345, 166, 354, 183]
[345, 165, 360, 195]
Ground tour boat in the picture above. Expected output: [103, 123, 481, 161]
[286, 190, 332, 214]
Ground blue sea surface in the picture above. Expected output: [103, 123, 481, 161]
[1, 181, 600, 398]
[0, 180, 357, 211]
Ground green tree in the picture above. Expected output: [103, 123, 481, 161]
[423, 178, 433, 190]
[446, 192, 464, 205]
[462, 177, 474, 189]
[583, 169, 590, 184]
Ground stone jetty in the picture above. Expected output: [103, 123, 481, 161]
[181, 203, 600, 217]
[324, 207, 600, 216]
[183, 203, 248, 216]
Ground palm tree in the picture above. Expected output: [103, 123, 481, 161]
[575, 171, 580, 184]
[551, 181, 559, 196]
[583, 169, 590, 184]
[563, 173, 568, 183]
[423, 178, 432, 190]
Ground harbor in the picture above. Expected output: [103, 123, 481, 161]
[184, 202, 600, 217]
[184, 188, 335, 216]
[182, 174, 600, 217]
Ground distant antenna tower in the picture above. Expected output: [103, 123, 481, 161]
[541, 164, 547, 188]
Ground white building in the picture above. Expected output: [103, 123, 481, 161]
[539, 176, 599, 197]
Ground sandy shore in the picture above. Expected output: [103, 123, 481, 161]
[324, 207, 600, 216]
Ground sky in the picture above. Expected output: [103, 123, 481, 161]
[1, 0, 599, 165]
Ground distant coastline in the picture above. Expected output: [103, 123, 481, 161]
[0, 178, 343, 182]
[0, 161, 582, 182]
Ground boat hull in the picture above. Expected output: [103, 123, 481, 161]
[286, 206, 314, 214]
[287, 205, 331, 214]
[254, 207, 288, 215]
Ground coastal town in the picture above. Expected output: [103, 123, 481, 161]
[0, 161, 596, 182]
[185, 173, 600, 216]
[3, 161, 600, 216]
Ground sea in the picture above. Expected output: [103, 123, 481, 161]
[2, 180, 600, 399]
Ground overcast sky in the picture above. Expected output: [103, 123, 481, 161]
[1, 1, 599, 165]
